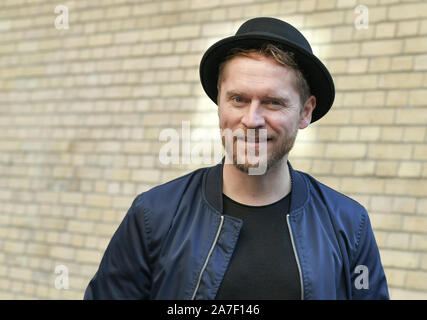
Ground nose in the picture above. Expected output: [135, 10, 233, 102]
[241, 100, 265, 128]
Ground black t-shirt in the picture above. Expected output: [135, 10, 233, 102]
[215, 192, 301, 300]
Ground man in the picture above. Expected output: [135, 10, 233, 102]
[84, 17, 389, 300]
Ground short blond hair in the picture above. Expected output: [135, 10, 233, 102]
[217, 43, 311, 107]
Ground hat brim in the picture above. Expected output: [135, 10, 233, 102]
[199, 33, 335, 123]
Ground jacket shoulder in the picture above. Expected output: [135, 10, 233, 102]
[135, 166, 208, 210]
[299, 170, 371, 257]
[296, 170, 389, 299]
[130, 166, 208, 229]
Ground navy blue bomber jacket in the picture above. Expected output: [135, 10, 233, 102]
[84, 161, 389, 300]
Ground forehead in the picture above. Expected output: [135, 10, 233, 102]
[220, 53, 298, 95]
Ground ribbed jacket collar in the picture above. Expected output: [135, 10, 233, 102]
[204, 158, 308, 215]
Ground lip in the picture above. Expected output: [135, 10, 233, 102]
[236, 137, 272, 143]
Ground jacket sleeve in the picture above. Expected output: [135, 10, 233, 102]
[350, 209, 389, 300]
[84, 195, 152, 299]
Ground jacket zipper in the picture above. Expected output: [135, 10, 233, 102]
[191, 215, 224, 300]
[286, 214, 304, 300]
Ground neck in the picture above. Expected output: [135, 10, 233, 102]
[222, 157, 291, 206]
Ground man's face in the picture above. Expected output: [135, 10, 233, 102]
[217, 53, 315, 174]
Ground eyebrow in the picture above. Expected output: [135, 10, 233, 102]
[225, 90, 245, 98]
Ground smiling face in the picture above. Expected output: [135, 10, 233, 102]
[217, 52, 316, 174]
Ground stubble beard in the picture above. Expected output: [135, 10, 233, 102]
[221, 128, 298, 175]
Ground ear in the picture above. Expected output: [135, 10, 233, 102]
[299, 95, 316, 129]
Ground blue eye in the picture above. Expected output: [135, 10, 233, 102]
[270, 100, 281, 106]
[234, 97, 244, 103]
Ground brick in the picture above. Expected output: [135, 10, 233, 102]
[85, 194, 112, 208]
[60, 192, 83, 205]
[331, 26, 353, 42]
[379, 73, 423, 89]
[88, 33, 112, 47]
[411, 234, 427, 251]
[93, 222, 118, 237]
[421, 20, 427, 35]
[9, 267, 32, 281]
[374, 160, 396, 178]
[361, 40, 403, 56]
[335, 74, 377, 90]
[421, 257, 427, 272]
[398, 162, 422, 178]
[317, 43, 360, 59]
[160, 83, 192, 97]
[417, 199, 427, 215]
[336, 0, 357, 8]
[201, 22, 233, 37]
[370, 159, 394, 177]
[359, 127, 380, 141]
[396, 109, 427, 125]
[323, 59, 346, 75]
[341, 92, 363, 107]
[380, 126, 403, 142]
[49, 246, 75, 261]
[405, 37, 427, 54]
[368, 144, 412, 160]
[388, 3, 427, 20]
[27, 243, 49, 256]
[94, 181, 107, 193]
[316, 0, 335, 10]
[4, 241, 26, 254]
[305, 11, 344, 27]
[371, 196, 393, 212]
[410, 90, 427, 106]
[423, 163, 427, 178]
[131, 169, 161, 183]
[385, 179, 427, 197]
[104, 168, 130, 181]
[347, 58, 368, 73]
[351, 109, 394, 125]
[392, 197, 416, 214]
[397, 20, 419, 37]
[381, 249, 419, 269]
[403, 127, 426, 142]
[375, 22, 396, 39]
[169, 25, 200, 39]
[337, 127, 359, 141]
[331, 160, 353, 175]
[386, 91, 408, 107]
[370, 213, 401, 231]
[390, 55, 413, 71]
[311, 160, 332, 175]
[384, 269, 406, 289]
[319, 110, 351, 125]
[291, 142, 325, 158]
[363, 6, 387, 24]
[414, 55, 427, 70]
[76, 249, 102, 264]
[298, 0, 316, 12]
[386, 232, 410, 250]
[406, 271, 427, 291]
[114, 31, 140, 44]
[354, 160, 375, 176]
[368, 57, 390, 72]
[340, 177, 384, 194]
[365, 85, 393, 102]
[67, 220, 95, 234]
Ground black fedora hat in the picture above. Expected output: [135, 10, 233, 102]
[199, 17, 335, 123]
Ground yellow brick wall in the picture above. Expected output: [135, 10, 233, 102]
[0, 0, 426, 299]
